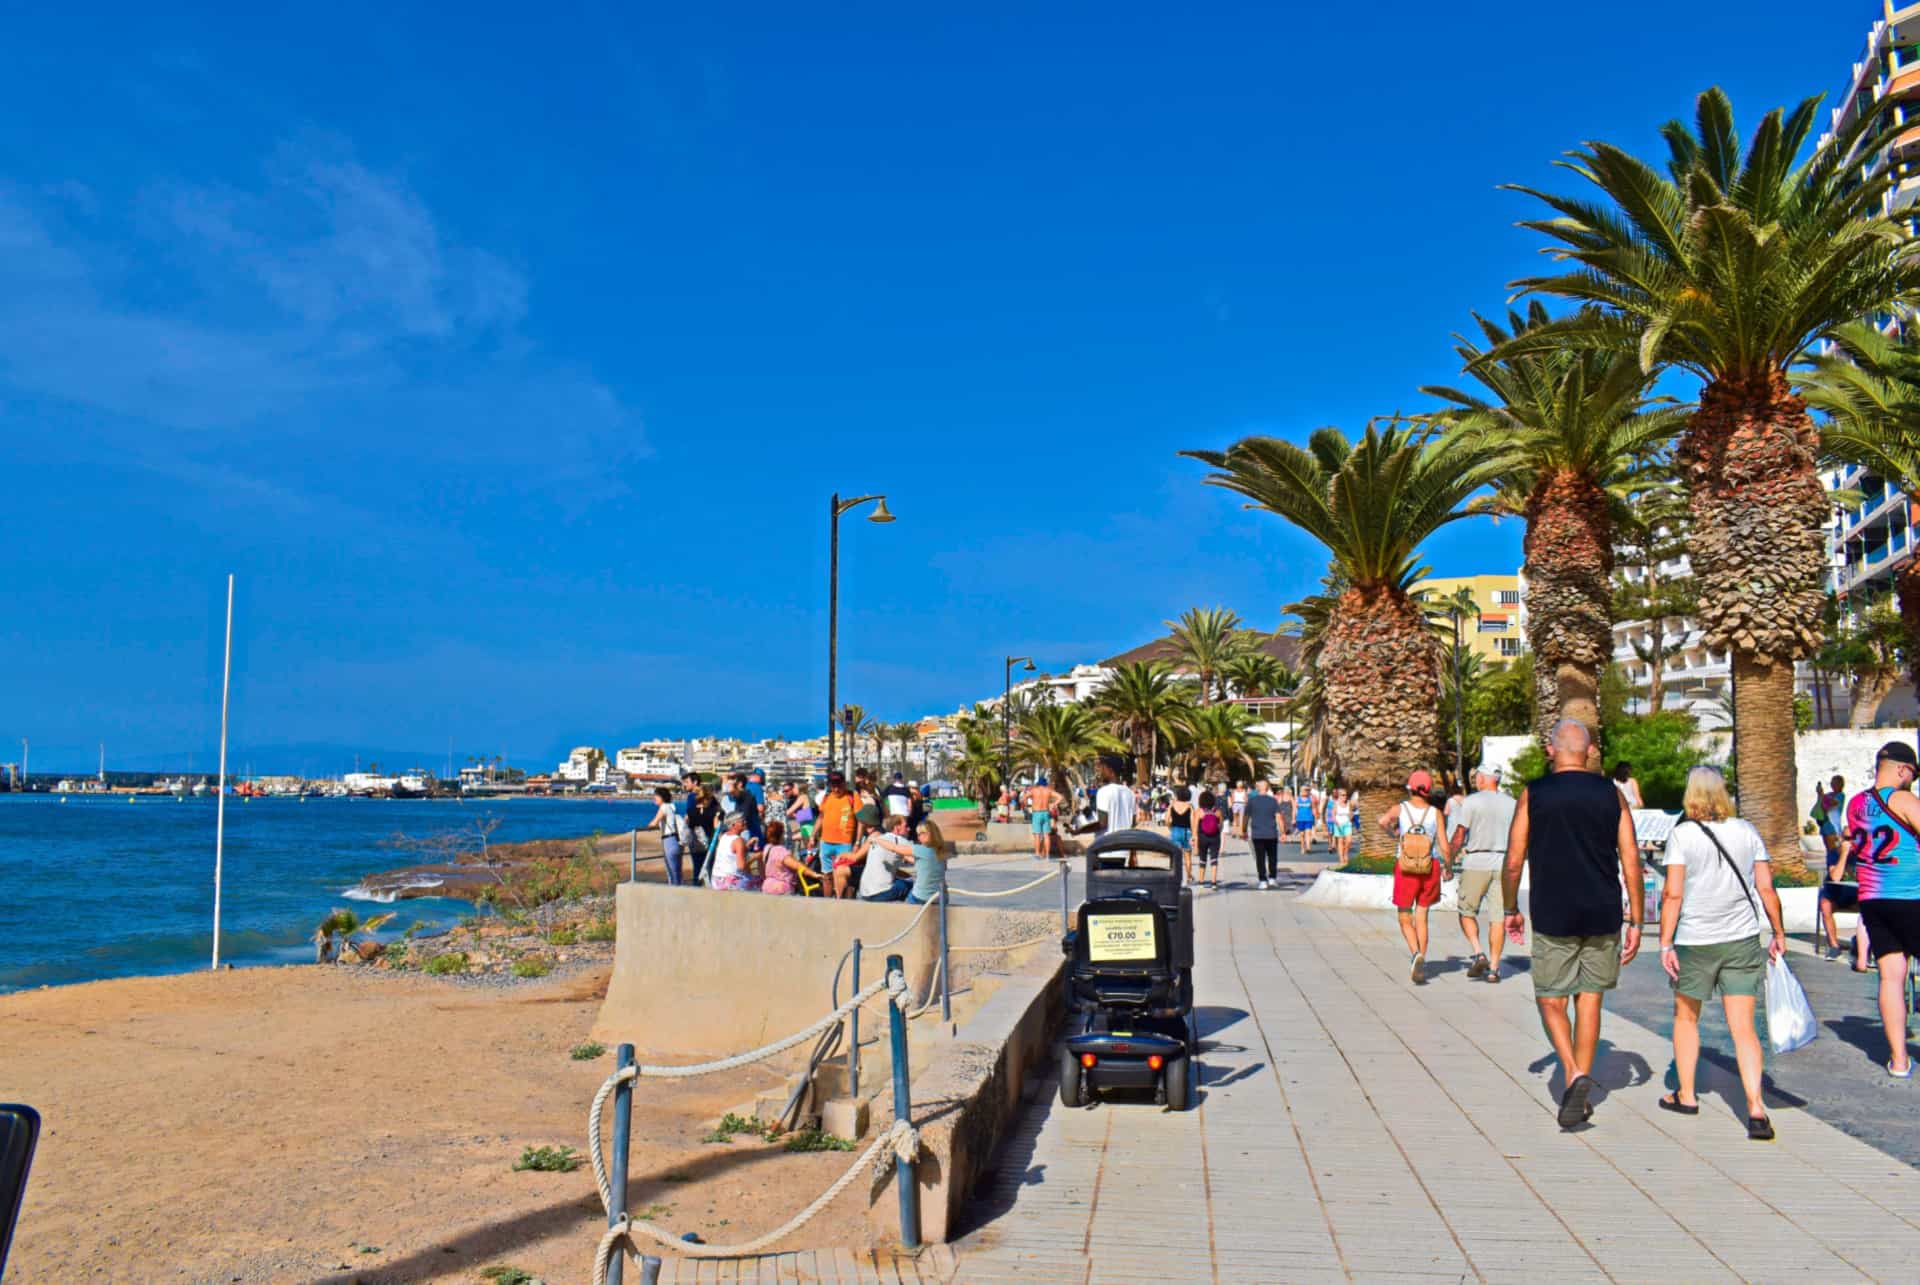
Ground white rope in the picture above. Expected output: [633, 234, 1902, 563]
[866, 893, 942, 948]
[592, 1117, 920, 1278]
[945, 865, 1066, 899]
[589, 972, 908, 1211]
[947, 933, 1056, 954]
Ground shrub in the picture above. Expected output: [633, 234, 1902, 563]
[511, 958, 552, 979]
[548, 927, 579, 946]
[784, 1127, 855, 1152]
[583, 919, 617, 943]
[1504, 742, 1548, 797]
[1332, 854, 1398, 876]
[423, 952, 469, 976]
[479, 1267, 536, 1285]
[701, 1112, 773, 1144]
[570, 1041, 607, 1061]
[1599, 710, 1698, 810]
[512, 1145, 580, 1173]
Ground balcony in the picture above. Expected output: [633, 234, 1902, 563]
[1896, 2, 1920, 48]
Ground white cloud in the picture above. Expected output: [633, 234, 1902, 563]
[0, 138, 640, 505]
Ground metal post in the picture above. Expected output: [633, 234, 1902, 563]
[850, 940, 862, 1100]
[638, 1256, 661, 1285]
[607, 1043, 635, 1285]
[1060, 862, 1070, 934]
[828, 493, 840, 773]
[1002, 662, 1012, 816]
[629, 828, 638, 883]
[885, 953, 920, 1250]
[938, 888, 951, 1023]
[1452, 610, 1465, 789]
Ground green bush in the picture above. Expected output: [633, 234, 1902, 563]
[701, 1112, 773, 1144]
[1332, 855, 1397, 876]
[783, 1127, 856, 1152]
[422, 952, 469, 976]
[548, 927, 579, 946]
[583, 919, 617, 943]
[479, 1266, 536, 1285]
[1601, 711, 1698, 810]
[1504, 742, 1548, 797]
[511, 958, 552, 979]
[511, 1144, 579, 1173]
[569, 1040, 606, 1061]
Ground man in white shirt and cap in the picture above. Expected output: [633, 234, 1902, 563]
[1451, 764, 1518, 983]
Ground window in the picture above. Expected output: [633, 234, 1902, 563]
[1476, 615, 1509, 633]
[1494, 589, 1521, 606]
[1497, 638, 1522, 658]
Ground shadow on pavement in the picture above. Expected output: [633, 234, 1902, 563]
[1826, 1013, 1898, 1066]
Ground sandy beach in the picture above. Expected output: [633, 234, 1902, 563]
[1, 957, 881, 1283]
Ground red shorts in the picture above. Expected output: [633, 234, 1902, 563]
[1392, 862, 1443, 909]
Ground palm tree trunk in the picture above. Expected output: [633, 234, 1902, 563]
[1900, 561, 1920, 697]
[1322, 586, 1440, 861]
[1848, 670, 1898, 729]
[1524, 469, 1614, 740]
[1646, 622, 1667, 713]
[1735, 655, 1811, 881]
[1681, 371, 1826, 877]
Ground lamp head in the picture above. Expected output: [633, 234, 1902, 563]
[867, 497, 895, 523]
[1023, 659, 1037, 672]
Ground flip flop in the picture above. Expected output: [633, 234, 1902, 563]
[1557, 1074, 1595, 1129]
[1747, 1115, 1775, 1142]
[1890, 1060, 1914, 1079]
[1658, 1093, 1699, 1116]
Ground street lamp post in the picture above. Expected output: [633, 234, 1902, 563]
[1450, 609, 1465, 789]
[1002, 656, 1036, 809]
[827, 492, 894, 777]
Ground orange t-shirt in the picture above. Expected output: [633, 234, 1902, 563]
[817, 791, 858, 845]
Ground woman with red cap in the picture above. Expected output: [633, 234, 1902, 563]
[1380, 769, 1450, 984]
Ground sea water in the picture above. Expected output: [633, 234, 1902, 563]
[0, 794, 659, 992]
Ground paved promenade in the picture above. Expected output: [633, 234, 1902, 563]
[950, 841, 1920, 1284]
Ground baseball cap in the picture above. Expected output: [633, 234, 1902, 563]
[1475, 764, 1502, 781]
[827, 770, 847, 785]
[1879, 741, 1919, 769]
[1406, 769, 1434, 793]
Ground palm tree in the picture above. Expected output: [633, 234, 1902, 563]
[1829, 600, 1907, 728]
[1220, 650, 1296, 702]
[1090, 661, 1196, 786]
[1178, 703, 1274, 784]
[1498, 88, 1920, 872]
[1183, 418, 1509, 859]
[1166, 607, 1245, 704]
[1801, 321, 1920, 706]
[888, 721, 921, 775]
[1013, 704, 1124, 800]
[860, 716, 887, 774]
[1425, 302, 1684, 738]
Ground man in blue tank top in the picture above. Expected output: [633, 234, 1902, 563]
[1846, 741, 1920, 1077]
[1501, 718, 1643, 1130]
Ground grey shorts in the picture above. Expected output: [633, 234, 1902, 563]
[1532, 932, 1622, 998]
[1455, 867, 1500, 916]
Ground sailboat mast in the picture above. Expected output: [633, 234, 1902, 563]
[212, 575, 234, 971]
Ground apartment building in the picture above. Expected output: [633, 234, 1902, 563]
[1413, 573, 1526, 665]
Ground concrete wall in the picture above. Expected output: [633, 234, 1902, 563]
[1794, 729, 1920, 826]
[868, 948, 1066, 1246]
[594, 881, 1054, 1055]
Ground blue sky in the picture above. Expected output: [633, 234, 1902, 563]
[0, 0, 1867, 771]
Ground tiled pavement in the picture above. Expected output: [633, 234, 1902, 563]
[641, 841, 1920, 1283]
[949, 843, 1920, 1284]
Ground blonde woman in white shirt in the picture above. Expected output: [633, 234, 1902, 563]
[1657, 766, 1786, 1140]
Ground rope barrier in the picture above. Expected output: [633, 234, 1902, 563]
[589, 974, 909, 1210]
[591, 1118, 920, 1279]
[865, 892, 942, 948]
[589, 971, 920, 1279]
[945, 866, 1065, 899]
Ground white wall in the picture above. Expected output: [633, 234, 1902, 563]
[1795, 729, 1918, 824]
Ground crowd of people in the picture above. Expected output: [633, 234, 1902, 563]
[647, 766, 948, 903]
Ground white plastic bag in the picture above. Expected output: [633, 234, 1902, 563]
[1765, 955, 1818, 1054]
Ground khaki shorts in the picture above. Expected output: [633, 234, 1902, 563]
[1455, 867, 1500, 916]
[1672, 937, 1765, 1001]
[1532, 932, 1621, 998]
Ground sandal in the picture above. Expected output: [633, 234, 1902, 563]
[1557, 1074, 1595, 1129]
[1658, 1093, 1699, 1116]
[1747, 1115, 1775, 1142]
[1890, 1060, 1914, 1079]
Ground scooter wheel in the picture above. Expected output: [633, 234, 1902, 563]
[1164, 1055, 1192, 1111]
[1058, 1045, 1084, 1108]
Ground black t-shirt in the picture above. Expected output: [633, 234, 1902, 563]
[1526, 769, 1626, 937]
[1245, 793, 1282, 839]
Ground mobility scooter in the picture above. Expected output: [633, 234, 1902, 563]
[1058, 828, 1196, 1110]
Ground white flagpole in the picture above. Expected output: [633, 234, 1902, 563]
[212, 574, 234, 971]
